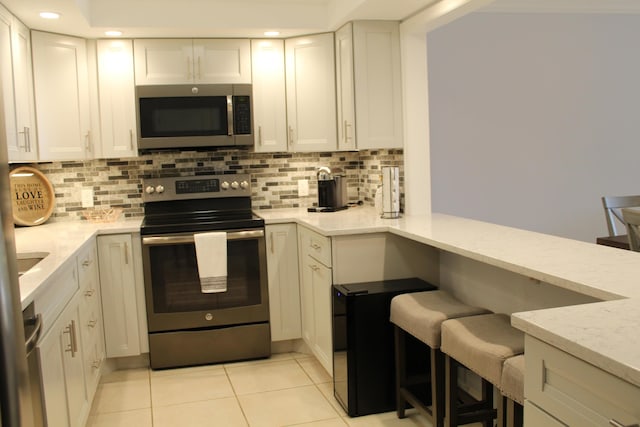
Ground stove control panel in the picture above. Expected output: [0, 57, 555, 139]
[142, 174, 253, 202]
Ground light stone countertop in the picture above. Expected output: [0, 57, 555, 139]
[257, 206, 640, 387]
[15, 206, 640, 388]
[15, 219, 142, 309]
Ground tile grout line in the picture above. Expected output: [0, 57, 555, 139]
[223, 362, 252, 427]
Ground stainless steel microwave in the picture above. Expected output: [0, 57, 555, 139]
[136, 84, 253, 151]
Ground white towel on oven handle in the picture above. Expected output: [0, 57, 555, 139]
[194, 232, 228, 293]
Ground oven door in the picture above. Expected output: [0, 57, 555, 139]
[141, 228, 269, 332]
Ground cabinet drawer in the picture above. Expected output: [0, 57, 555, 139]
[300, 227, 332, 267]
[525, 335, 640, 427]
[524, 401, 565, 426]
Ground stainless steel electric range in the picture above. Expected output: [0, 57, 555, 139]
[140, 173, 270, 369]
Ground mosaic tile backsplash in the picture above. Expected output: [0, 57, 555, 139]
[15, 148, 404, 222]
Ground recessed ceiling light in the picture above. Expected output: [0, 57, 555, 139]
[39, 11, 60, 20]
[105, 30, 123, 37]
[264, 31, 280, 37]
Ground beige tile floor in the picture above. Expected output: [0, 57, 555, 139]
[86, 352, 437, 427]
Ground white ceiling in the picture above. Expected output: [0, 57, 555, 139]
[0, 0, 439, 38]
[2, 0, 639, 40]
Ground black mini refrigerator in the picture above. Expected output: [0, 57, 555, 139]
[332, 278, 437, 417]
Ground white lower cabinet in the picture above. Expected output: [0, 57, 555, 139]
[38, 262, 90, 427]
[266, 224, 302, 341]
[98, 233, 142, 358]
[298, 226, 333, 375]
[524, 335, 640, 427]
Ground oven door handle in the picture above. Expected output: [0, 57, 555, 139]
[142, 229, 264, 246]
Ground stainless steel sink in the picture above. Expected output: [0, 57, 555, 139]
[16, 252, 49, 277]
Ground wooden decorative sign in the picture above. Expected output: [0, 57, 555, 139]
[9, 166, 55, 226]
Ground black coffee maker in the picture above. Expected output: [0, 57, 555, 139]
[316, 167, 348, 211]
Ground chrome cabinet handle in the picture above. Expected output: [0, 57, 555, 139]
[124, 242, 129, 265]
[129, 129, 134, 150]
[88, 319, 97, 328]
[64, 320, 78, 357]
[610, 420, 639, 427]
[288, 126, 294, 146]
[84, 288, 95, 297]
[310, 243, 321, 250]
[85, 131, 92, 152]
[92, 359, 101, 369]
[82, 258, 92, 267]
[26, 127, 31, 152]
[197, 56, 202, 80]
[270, 232, 274, 254]
[343, 120, 352, 144]
[309, 264, 320, 272]
[18, 127, 31, 152]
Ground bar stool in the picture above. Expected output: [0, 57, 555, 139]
[390, 290, 490, 427]
[498, 355, 524, 427]
[441, 313, 524, 427]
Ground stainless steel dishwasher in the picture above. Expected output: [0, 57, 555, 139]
[23, 302, 44, 427]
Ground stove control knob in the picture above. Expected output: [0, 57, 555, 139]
[231, 181, 239, 190]
[240, 180, 249, 189]
[145, 186, 155, 194]
[155, 185, 165, 194]
[221, 181, 230, 190]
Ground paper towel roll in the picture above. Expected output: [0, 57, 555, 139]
[381, 167, 400, 219]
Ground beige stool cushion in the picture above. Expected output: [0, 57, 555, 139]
[501, 355, 525, 405]
[390, 290, 490, 348]
[441, 313, 524, 385]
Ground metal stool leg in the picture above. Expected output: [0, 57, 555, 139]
[394, 326, 407, 418]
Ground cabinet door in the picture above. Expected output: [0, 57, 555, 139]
[10, 17, 37, 161]
[299, 255, 315, 348]
[133, 39, 192, 85]
[97, 39, 137, 158]
[98, 234, 141, 357]
[0, 7, 17, 158]
[32, 31, 92, 160]
[61, 303, 90, 427]
[39, 299, 89, 427]
[266, 224, 301, 341]
[335, 23, 356, 151]
[310, 261, 333, 375]
[352, 21, 403, 149]
[285, 33, 337, 152]
[195, 39, 251, 83]
[38, 323, 70, 427]
[251, 39, 288, 152]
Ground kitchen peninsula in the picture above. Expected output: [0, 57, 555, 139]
[16, 206, 640, 425]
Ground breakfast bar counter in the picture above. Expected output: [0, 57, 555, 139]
[257, 206, 640, 389]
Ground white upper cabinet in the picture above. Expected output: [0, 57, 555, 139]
[1, 6, 37, 162]
[133, 38, 251, 85]
[251, 39, 288, 153]
[335, 21, 403, 150]
[96, 39, 137, 158]
[32, 31, 93, 161]
[285, 33, 337, 152]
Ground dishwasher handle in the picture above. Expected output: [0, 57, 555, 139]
[24, 313, 42, 356]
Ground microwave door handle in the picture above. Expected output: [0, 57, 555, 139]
[227, 95, 234, 136]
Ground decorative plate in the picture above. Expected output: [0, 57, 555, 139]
[9, 166, 56, 226]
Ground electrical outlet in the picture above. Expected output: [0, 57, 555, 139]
[81, 188, 94, 208]
[298, 179, 309, 197]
